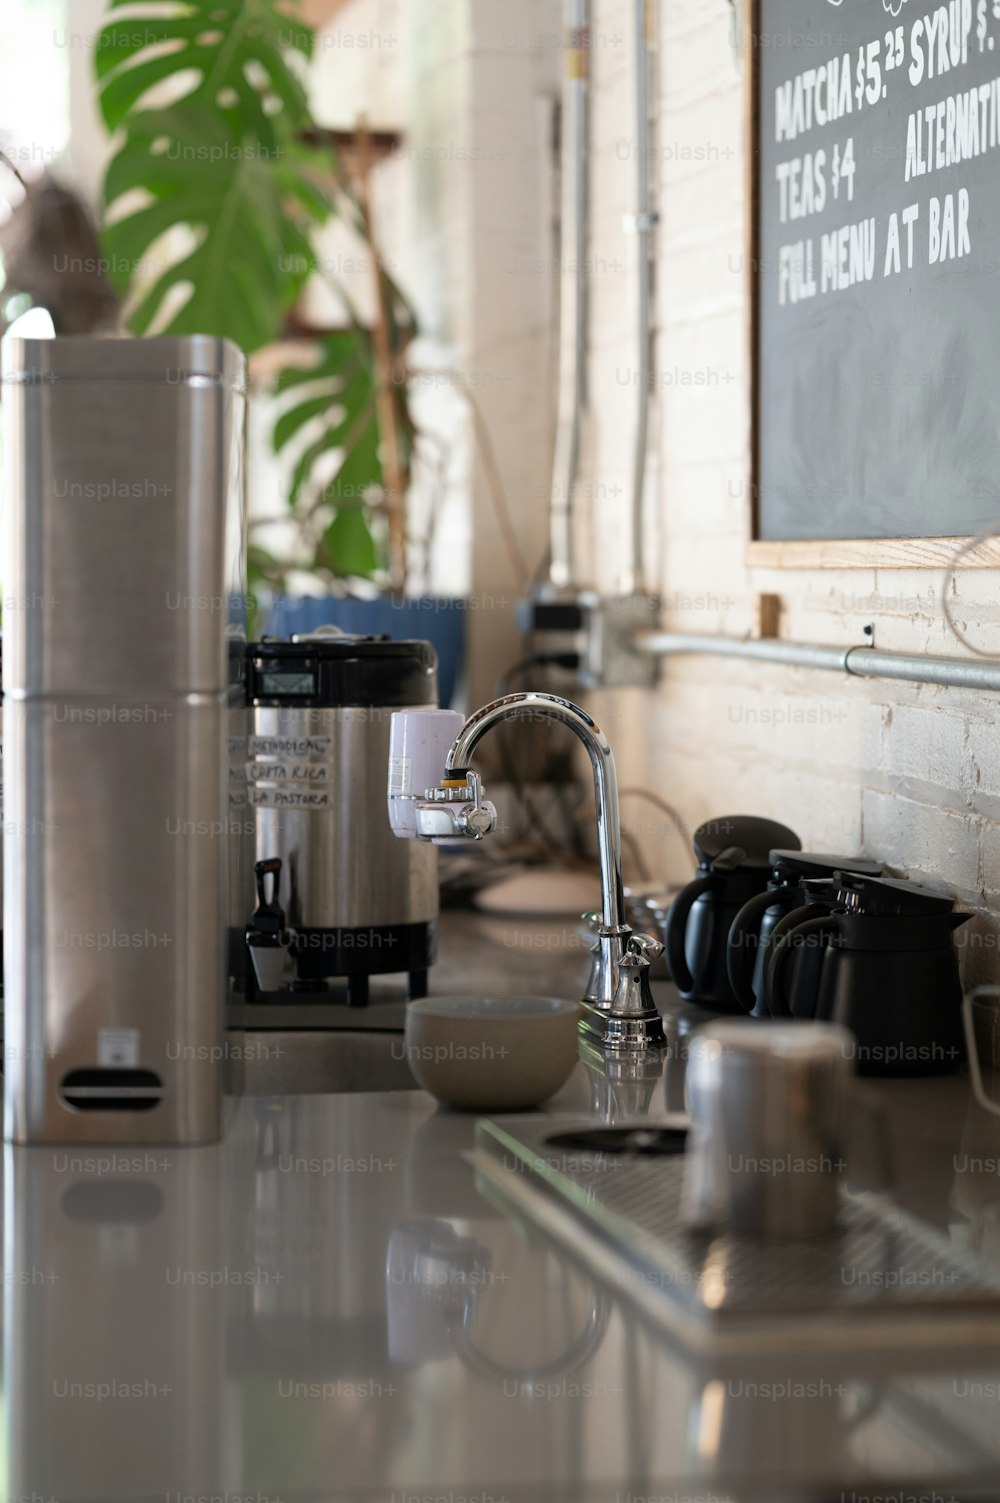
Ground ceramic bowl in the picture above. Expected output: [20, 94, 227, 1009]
[404, 995, 581, 1111]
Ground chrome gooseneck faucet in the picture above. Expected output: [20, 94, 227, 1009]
[398, 693, 632, 1018]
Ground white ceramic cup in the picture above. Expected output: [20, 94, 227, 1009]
[404, 996, 581, 1111]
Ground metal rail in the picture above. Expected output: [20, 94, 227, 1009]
[632, 630, 1000, 693]
[625, 0, 657, 596]
[548, 0, 591, 590]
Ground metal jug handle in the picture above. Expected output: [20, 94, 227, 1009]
[963, 986, 1000, 1116]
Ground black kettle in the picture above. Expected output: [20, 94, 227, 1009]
[764, 875, 842, 1023]
[766, 872, 970, 1075]
[726, 850, 883, 1017]
[664, 816, 801, 1011]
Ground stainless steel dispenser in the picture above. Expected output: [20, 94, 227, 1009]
[247, 630, 440, 1005]
[1, 335, 247, 1144]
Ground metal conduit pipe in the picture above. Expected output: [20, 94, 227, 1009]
[625, 0, 657, 597]
[548, 0, 591, 590]
[631, 630, 1000, 693]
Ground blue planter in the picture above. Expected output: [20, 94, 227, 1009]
[263, 595, 466, 708]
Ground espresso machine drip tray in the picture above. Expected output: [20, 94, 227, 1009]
[471, 1117, 1000, 1355]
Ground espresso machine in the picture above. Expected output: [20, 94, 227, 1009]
[245, 631, 446, 1005]
[1, 334, 247, 1144]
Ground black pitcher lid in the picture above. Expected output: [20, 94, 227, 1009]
[769, 850, 883, 880]
[692, 816, 801, 870]
[833, 872, 956, 917]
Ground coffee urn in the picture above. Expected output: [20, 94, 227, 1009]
[246, 631, 443, 1004]
[1, 334, 247, 1144]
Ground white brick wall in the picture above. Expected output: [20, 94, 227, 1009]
[310, 0, 1000, 982]
[587, 0, 1000, 990]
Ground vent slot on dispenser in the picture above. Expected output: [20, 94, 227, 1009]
[59, 1069, 165, 1112]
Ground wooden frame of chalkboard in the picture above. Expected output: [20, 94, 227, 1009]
[744, 0, 1000, 569]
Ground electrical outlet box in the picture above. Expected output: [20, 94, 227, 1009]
[582, 593, 661, 689]
[515, 590, 660, 690]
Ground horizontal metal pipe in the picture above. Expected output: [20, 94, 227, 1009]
[844, 646, 1000, 690]
[632, 630, 1000, 693]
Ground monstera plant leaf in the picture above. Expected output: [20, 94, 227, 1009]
[272, 329, 384, 576]
[274, 331, 375, 497]
[321, 504, 380, 579]
[101, 107, 326, 348]
[93, 0, 420, 587]
[95, 0, 314, 146]
[95, 0, 330, 351]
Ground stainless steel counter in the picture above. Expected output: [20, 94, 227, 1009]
[7, 909, 1000, 1500]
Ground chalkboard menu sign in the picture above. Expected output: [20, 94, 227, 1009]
[749, 0, 1000, 565]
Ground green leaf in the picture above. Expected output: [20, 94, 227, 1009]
[271, 391, 334, 452]
[100, 107, 330, 351]
[273, 359, 373, 453]
[94, 0, 328, 352]
[95, 0, 313, 146]
[273, 328, 370, 394]
[272, 330, 380, 510]
[322, 508, 379, 579]
[326, 416, 380, 504]
[283, 377, 376, 511]
[246, 541, 288, 635]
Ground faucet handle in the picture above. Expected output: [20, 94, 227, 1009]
[581, 912, 606, 1006]
[605, 932, 667, 1052]
[626, 932, 664, 964]
[580, 911, 603, 945]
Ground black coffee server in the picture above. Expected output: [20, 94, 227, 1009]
[726, 849, 883, 1017]
[664, 816, 801, 1011]
[766, 872, 970, 1075]
[760, 875, 841, 1030]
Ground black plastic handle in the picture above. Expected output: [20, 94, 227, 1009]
[766, 901, 816, 952]
[726, 887, 798, 1013]
[766, 913, 838, 1019]
[251, 857, 285, 935]
[664, 875, 716, 993]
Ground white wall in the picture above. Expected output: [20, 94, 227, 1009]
[587, 0, 1000, 976]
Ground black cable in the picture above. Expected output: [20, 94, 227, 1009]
[492, 653, 586, 858]
[496, 652, 580, 696]
[504, 659, 590, 862]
